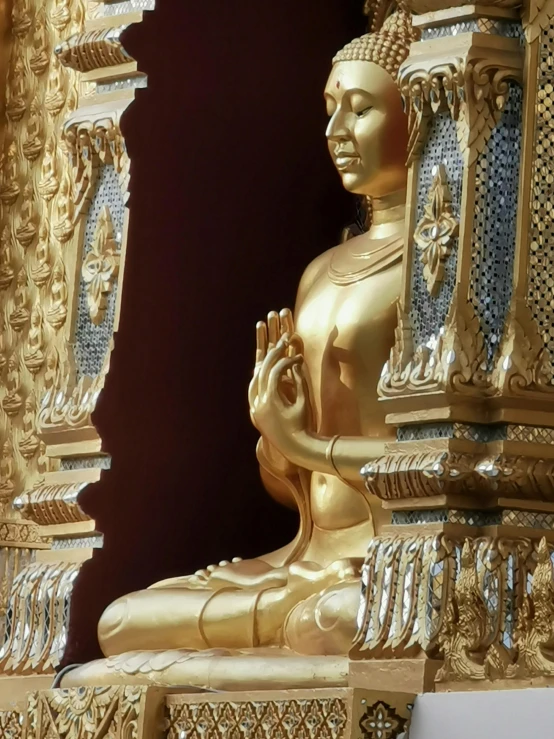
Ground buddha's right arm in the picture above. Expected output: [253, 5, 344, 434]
[275, 430, 387, 494]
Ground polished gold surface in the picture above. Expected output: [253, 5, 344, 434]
[71, 7, 419, 687]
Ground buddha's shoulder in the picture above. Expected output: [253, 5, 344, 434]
[297, 234, 365, 297]
[295, 247, 335, 307]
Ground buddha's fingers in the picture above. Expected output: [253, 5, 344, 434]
[258, 340, 287, 397]
[255, 321, 268, 366]
[267, 311, 280, 347]
[279, 308, 294, 337]
[268, 355, 302, 398]
[287, 332, 304, 358]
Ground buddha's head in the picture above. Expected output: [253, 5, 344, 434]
[325, 4, 418, 198]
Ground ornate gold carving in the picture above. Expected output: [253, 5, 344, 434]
[378, 303, 414, 397]
[513, 538, 554, 677]
[31, 220, 53, 287]
[15, 182, 39, 249]
[493, 298, 554, 396]
[50, 0, 71, 34]
[0, 442, 16, 507]
[0, 561, 79, 673]
[23, 99, 45, 161]
[379, 288, 489, 399]
[10, 268, 31, 331]
[3, 355, 23, 417]
[359, 702, 407, 739]
[19, 393, 40, 459]
[46, 260, 68, 330]
[64, 110, 131, 204]
[0, 710, 23, 739]
[12, 0, 31, 38]
[7, 57, 26, 118]
[525, 0, 554, 42]
[414, 163, 459, 296]
[83, 205, 120, 325]
[23, 305, 46, 376]
[38, 135, 60, 201]
[56, 27, 132, 73]
[0, 226, 15, 289]
[16, 481, 89, 526]
[354, 534, 554, 684]
[45, 58, 67, 116]
[39, 374, 101, 433]
[26, 687, 145, 739]
[30, 8, 50, 76]
[0, 521, 42, 546]
[166, 697, 348, 739]
[6, 57, 28, 123]
[437, 541, 489, 682]
[400, 56, 522, 165]
[0, 141, 21, 205]
[53, 171, 75, 243]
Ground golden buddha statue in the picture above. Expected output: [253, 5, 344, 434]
[6, 57, 27, 122]
[23, 303, 45, 375]
[65, 3, 418, 690]
[15, 182, 38, 249]
[39, 136, 60, 202]
[29, 8, 49, 76]
[53, 172, 75, 243]
[0, 141, 20, 206]
[2, 354, 23, 417]
[31, 219, 53, 287]
[0, 440, 15, 509]
[19, 391, 39, 460]
[9, 267, 30, 332]
[46, 260, 68, 330]
[44, 57, 66, 116]
[0, 225, 14, 290]
[23, 98, 45, 162]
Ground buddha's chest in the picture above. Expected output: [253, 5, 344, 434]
[296, 261, 401, 372]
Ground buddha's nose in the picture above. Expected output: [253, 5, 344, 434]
[97, 597, 128, 655]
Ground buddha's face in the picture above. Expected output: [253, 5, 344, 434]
[325, 60, 408, 198]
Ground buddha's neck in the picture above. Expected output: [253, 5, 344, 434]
[368, 189, 407, 241]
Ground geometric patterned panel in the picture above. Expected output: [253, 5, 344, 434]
[422, 20, 523, 39]
[470, 84, 523, 365]
[528, 22, 554, 354]
[166, 698, 349, 739]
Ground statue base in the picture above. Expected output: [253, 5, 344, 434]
[1, 685, 415, 739]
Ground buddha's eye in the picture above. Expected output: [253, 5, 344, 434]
[355, 106, 372, 118]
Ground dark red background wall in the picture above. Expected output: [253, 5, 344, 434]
[63, 0, 365, 666]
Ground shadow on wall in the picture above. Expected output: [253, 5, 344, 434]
[62, 0, 365, 666]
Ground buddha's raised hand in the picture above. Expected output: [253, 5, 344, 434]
[248, 329, 314, 463]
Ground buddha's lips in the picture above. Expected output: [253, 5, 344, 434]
[335, 155, 360, 171]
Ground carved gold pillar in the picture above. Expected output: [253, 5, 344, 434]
[0, 0, 151, 699]
[350, 0, 554, 693]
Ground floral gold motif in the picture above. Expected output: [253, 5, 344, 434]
[82, 205, 120, 325]
[359, 701, 407, 739]
[414, 164, 459, 296]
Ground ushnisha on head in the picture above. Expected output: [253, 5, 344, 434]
[324, 2, 419, 198]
